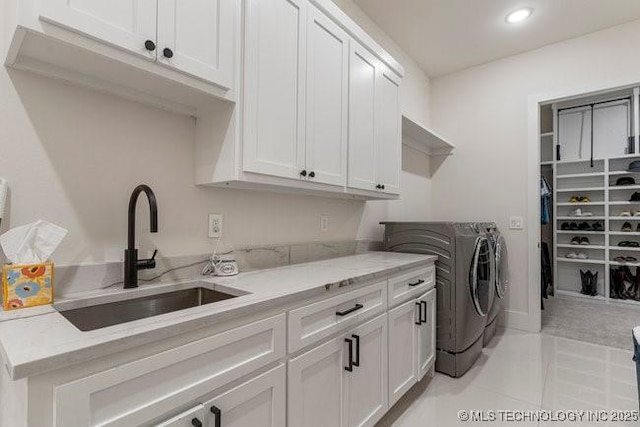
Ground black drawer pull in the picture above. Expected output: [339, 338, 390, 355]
[408, 279, 425, 287]
[336, 303, 364, 317]
[415, 301, 423, 325]
[352, 334, 360, 367]
[345, 338, 354, 371]
[421, 300, 427, 324]
[191, 418, 202, 427]
[210, 405, 221, 427]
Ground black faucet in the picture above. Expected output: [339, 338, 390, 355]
[124, 184, 158, 288]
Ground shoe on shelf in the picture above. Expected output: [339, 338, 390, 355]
[581, 211, 593, 217]
[561, 222, 570, 230]
[637, 223, 640, 232]
[565, 252, 578, 259]
[576, 253, 588, 259]
[580, 237, 590, 245]
[570, 236, 581, 245]
[569, 196, 580, 203]
[622, 222, 633, 232]
[631, 192, 640, 202]
[619, 241, 631, 247]
[621, 211, 632, 217]
[614, 256, 638, 263]
[571, 222, 580, 230]
[580, 196, 591, 203]
[629, 241, 640, 247]
[570, 208, 583, 217]
[633, 211, 640, 217]
[591, 222, 604, 231]
[578, 222, 591, 230]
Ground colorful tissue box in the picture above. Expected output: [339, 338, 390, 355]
[2, 263, 54, 311]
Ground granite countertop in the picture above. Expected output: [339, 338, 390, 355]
[0, 252, 435, 380]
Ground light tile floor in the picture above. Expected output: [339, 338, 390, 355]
[377, 328, 638, 426]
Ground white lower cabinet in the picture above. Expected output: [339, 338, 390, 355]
[417, 288, 437, 380]
[154, 404, 207, 427]
[199, 364, 286, 427]
[388, 288, 437, 406]
[288, 313, 388, 427]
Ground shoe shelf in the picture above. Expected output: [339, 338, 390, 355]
[610, 246, 640, 252]
[609, 185, 640, 191]
[556, 172, 605, 179]
[556, 187, 605, 192]
[557, 230, 605, 234]
[557, 244, 606, 250]
[557, 202, 605, 206]
[609, 260, 640, 267]
[542, 95, 640, 306]
[558, 258, 606, 265]
[557, 216, 606, 220]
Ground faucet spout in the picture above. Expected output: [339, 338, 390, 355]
[124, 184, 158, 288]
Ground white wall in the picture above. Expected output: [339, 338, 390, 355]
[430, 19, 640, 330]
[0, 0, 433, 267]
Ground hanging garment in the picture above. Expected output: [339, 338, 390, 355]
[541, 176, 552, 224]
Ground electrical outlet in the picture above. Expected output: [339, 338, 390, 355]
[509, 216, 524, 230]
[209, 213, 222, 238]
[320, 215, 329, 232]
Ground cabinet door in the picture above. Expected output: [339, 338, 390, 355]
[557, 107, 591, 161]
[304, 5, 349, 186]
[243, 0, 307, 180]
[201, 364, 286, 427]
[288, 338, 345, 427]
[344, 314, 388, 427]
[387, 299, 419, 406]
[417, 288, 436, 380]
[154, 404, 206, 427]
[347, 42, 378, 192]
[157, 0, 235, 89]
[40, 0, 157, 60]
[375, 67, 402, 194]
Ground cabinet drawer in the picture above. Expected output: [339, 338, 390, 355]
[288, 281, 387, 353]
[388, 265, 435, 308]
[53, 314, 286, 427]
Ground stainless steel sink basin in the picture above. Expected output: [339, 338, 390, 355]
[58, 287, 238, 331]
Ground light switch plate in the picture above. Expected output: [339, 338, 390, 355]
[509, 216, 524, 230]
[320, 215, 329, 232]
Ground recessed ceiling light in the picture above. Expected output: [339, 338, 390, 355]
[505, 7, 533, 24]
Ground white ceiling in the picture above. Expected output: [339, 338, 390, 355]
[352, 0, 640, 77]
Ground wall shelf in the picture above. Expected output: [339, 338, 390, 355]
[401, 115, 455, 157]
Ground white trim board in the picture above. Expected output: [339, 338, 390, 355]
[527, 78, 640, 333]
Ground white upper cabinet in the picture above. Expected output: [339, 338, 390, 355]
[348, 41, 402, 195]
[304, 5, 349, 187]
[376, 67, 402, 195]
[348, 42, 378, 192]
[40, 0, 158, 60]
[242, 0, 307, 180]
[157, 0, 235, 89]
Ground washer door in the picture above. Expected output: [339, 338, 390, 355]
[469, 236, 492, 316]
[495, 235, 508, 299]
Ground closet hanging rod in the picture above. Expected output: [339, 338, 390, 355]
[557, 96, 632, 112]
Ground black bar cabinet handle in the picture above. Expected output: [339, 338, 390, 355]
[191, 418, 202, 427]
[408, 279, 425, 287]
[421, 300, 427, 323]
[345, 338, 354, 371]
[415, 302, 422, 325]
[336, 303, 363, 317]
[351, 334, 360, 367]
[210, 405, 221, 427]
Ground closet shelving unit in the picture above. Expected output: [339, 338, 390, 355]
[540, 87, 640, 307]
